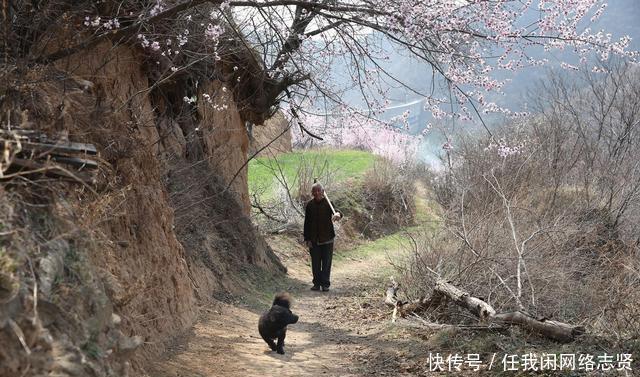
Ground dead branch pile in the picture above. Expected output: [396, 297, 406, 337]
[385, 279, 585, 343]
[1, 128, 98, 183]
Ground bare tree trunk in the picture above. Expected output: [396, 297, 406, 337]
[491, 312, 585, 343]
[434, 280, 495, 320]
[434, 279, 585, 342]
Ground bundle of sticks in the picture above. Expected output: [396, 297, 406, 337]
[1, 128, 98, 183]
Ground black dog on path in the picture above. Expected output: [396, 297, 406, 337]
[258, 292, 299, 354]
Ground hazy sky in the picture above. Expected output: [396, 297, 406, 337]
[349, 0, 640, 164]
[338, 0, 640, 115]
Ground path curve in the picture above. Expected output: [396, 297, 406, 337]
[148, 239, 424, 377]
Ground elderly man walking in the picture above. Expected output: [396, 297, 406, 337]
[304, 183, 342, 292]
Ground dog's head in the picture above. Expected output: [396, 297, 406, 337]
[272, 292, 292, 309]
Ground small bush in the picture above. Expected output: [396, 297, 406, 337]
[355, 160, 417, 238]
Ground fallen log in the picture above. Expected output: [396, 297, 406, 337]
[491, 311, 585, 343]
[435, 280, 495, 321]
[395, 317, 508, 332]
[433, 279, 585, 342]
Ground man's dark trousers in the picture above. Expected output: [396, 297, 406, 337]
[310, 242, 333, 288]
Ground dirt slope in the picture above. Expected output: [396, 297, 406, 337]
[147, 237, 429, 377]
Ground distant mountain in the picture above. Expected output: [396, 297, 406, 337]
[336, 0, 640, 119]
[319, 1, 640, 165]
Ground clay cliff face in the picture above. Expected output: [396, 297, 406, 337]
[197, 81, 252, 213]
[0, 40, 283, 376]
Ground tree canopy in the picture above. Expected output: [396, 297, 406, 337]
[2, 0, 637, 134]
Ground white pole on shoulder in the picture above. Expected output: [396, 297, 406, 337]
[314, 178, 336, 215]
[324, 191, 337, 215]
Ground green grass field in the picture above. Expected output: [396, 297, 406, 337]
[248, 149, 377, 201]
[335, 188, 441, 264]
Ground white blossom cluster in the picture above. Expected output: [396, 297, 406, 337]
[75, 0, 637, 126]
[485, 138, 526, 158]
[84, 16, 120, 30]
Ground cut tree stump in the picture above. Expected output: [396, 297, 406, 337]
[384, 279, 444, 319]
[385, 280, 400, 307]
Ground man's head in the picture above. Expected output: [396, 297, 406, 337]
[311, 183, 324, 202]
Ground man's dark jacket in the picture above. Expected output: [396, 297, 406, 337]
[304, 198, 335, 244]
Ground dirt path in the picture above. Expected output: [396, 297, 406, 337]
[148, 238, 428, 377]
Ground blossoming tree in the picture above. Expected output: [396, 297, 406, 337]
[2, 0, 637, 135]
